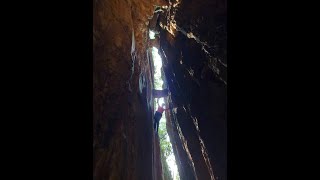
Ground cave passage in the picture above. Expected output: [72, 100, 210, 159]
[94, 0, 227, 179]
[151, 44, 180, 180]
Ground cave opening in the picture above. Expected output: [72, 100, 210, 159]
[151, 44, 180, 180]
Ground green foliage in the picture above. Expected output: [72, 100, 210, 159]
[175, 172, 180, 180]
[154, 78, 163, 89]
[159, 121, 173, 158]
[159, 121, 173, 180]
[161, 149, 173, 180]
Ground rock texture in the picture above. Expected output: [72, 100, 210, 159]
[93, 0, 167, 179]
[93, 0, 227, 179]
[159, 0, 227, 180]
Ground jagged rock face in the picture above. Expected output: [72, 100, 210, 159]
[160, 0, 227, 179]
[93, 0, 167, 179]
[166, 111, 198, 180]
[93, 0, 226, 179]
[175, 0, 227, 66]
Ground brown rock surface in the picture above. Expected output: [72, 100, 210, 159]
[93, 0, 227, 179]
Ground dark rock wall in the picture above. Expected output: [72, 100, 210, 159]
[160, 0, 227, 179]
[166, 110, 198, 180]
